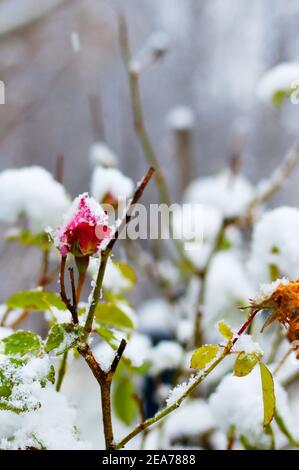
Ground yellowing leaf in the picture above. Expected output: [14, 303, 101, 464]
[234, 352, 259, 377]
[190, 345, 219, 370]
[218, 321, 233, 340]
[259, 362, 276, 427]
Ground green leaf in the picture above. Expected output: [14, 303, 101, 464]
[45, 323, 84, 355]
[0, 331, 42, 357]
[113, 375, 137, 426]
[95, 302, 134, 330]
[190, 345, 219, 370]
[218, 321, 233, 340]
[114, 262, 136, 291]
[5, 229, 51, 251]
[271, 89, 290, 107]
[259, 362, 276, 427]
[7, 290, 67, 312]
[275, 412, 299, 447]
[234, 352, 259, 377]
[95, 325, 118, 350]
[269, 263, 280, 282]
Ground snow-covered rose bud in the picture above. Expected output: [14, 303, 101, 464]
[52, 193, 112, 258]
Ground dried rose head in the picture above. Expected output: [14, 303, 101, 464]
[251, 278, 299, 340]
[53, 193, 112, 258]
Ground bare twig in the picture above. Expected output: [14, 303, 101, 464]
[78, 340, 127, 450]
[68, 267, 78, 324]
[59, 257, 78, 324]
[118, 14, 170, 207]
[250, 140, 299, 209]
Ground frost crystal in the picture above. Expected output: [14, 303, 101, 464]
[166, 374, 198, 407]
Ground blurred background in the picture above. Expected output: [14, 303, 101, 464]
[1, 0, 299, 298]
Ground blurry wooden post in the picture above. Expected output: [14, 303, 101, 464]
[174, 127, 193, 197]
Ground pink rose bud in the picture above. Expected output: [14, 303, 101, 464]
[54, 193, 112, 257]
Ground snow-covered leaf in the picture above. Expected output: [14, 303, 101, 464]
[190, 345, 219, 370]
[259, 362, 276, 427]
[0, 356, 54, 413]
[234, 352, 259, 377]
[0, 331, 42, 357]
[45, 323, 84, 355]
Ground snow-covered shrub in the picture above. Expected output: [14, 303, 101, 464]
[2, 21, 299, 454]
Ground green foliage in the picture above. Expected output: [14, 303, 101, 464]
[45, 323, 84, 355]
[7, 290, 67, 312]
[269, 263, 280, 282]
[234, 352, 259, 377]
[259, 362, 276, 427]
[271, 89, 291, 107]
[113, 374, 138, 426]
[5, 229, 50, 251]
[275, 412, 299, 447]
[94, 301, 134, 331]
[114, 261, 136, 292]
[0, 331, 42, 357]
[190, 345, 219, 370]
[95, 325, 118, 350]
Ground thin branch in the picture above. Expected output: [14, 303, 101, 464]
[59, 256, 78, 323]
[273, 347, 293, 376]
[250, 140, 299, 209]
[115, 309, 258, 449]
[78, 340, 127, 450]
[110, 338, 127, 374]
[68, 267, 78, 324]
[83, 167, 155, 341]
[118, 14, 170, 207]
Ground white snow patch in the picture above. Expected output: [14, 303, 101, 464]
[0, 166, 70, 233]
